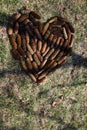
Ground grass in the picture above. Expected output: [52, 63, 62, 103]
[0, 0, 87, 130]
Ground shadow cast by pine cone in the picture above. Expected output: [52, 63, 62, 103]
[0, 12, 9, 27]
[71, 52, 87, 68]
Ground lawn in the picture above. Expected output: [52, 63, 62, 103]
[0, 0, 87, 130]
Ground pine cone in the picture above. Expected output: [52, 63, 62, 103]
[7, 10, 75, 83]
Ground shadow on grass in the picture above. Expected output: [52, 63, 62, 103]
[67, 52, 87, 68]
[0, 69, 25, 77]
[0, 12, 9, 26]
[0, 7, 29, 27]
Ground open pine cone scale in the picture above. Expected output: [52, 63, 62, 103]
[7, 10, 74, 83]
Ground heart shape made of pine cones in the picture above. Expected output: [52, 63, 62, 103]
[7, 9, 75, 83]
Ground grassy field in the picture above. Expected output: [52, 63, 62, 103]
[0, 0, 87, 130]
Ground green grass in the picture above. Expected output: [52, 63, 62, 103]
[0, 0, 87, 130]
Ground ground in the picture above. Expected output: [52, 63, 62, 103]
[0, 0, 87, 130]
